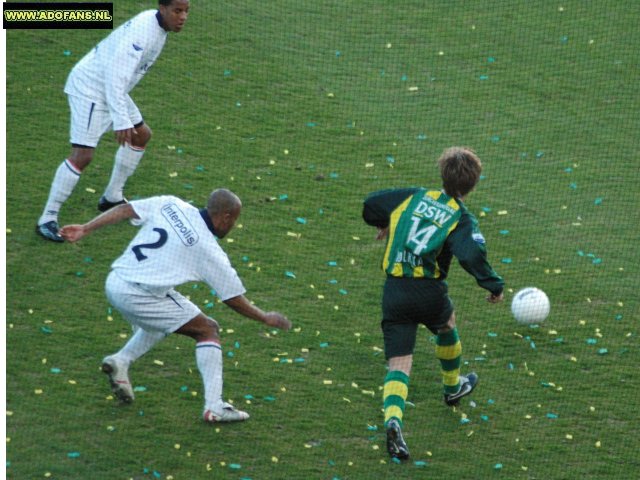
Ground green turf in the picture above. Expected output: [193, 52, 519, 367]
[5, 1, 639, 479]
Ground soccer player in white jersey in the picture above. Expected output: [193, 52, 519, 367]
[36, 0, 190, 242]
[59, 189, 292, 423]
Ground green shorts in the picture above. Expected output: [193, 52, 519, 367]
[381, 276, 454, 359]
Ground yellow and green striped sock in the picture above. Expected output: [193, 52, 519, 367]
[383, 370, 409, 428]
[436, 328, 462, 394]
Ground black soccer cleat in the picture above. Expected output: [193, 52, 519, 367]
[98, 196, 128, 212]
[444, 372, 478, 406]
[386, 418, 410, 460]
[35, 221, 64, 243]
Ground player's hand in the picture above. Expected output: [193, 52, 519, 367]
[263, 312, 292, 331]
[376, 227, 389, 240]
[115, 127, 137, 146]
[486, 292, 504, 304]
[59, 225, 87, 243]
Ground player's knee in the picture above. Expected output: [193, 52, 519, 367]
[132, 123, 152, 148]
[203, 317, 220, 339]
[68, 149, 94, 171]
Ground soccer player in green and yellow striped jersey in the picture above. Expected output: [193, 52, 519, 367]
[363, 147, 504, 460]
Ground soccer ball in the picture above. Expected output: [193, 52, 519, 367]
[511, 287, 550, 324]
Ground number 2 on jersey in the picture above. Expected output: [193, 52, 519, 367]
[132, 228, 168, 261]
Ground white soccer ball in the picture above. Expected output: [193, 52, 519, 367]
[511, 287, 550, 324]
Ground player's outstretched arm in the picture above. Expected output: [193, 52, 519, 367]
[59, 204, 139, 242]
[224, 295, 291, 331]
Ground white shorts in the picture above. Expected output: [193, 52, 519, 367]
[105, 271, 201, 334]
[68, 94, 143, 147]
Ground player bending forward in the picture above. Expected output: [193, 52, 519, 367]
[60, 189, 291, 423]
[362, 147, 504, 459]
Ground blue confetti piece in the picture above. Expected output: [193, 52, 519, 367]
[491, 135, 500, 143]
[63, 50, 72, 56]
[339, 289, 348, 295]
[586, 338, 597, 345]
[50, 368, 61, 374]
[499, 230, 510, 235]
[592, 258, 602, 265]
[223, 69, 232, 76]
[535, 151, 545, 159]
[401, 74, 408, 81]
[488, 56, 495, 63]
[546, 413, 558, 419]
[597, 348, 609, 355]
[561, 35, 569, 44]
[234, 341, 240, 348]
[327, 261, 338, 267]
[229, 463, 242, 470]
[133, 386, 147, 392]
[205, 302, 214, 309]
[295, 217, 307, 224]
[392, 457, 402, 464]
[479, 75, 489, 80]
[577, 250, 585, 256]
[487, 399, 495, 405]
[615, 314, 623, 321]
[386, 155, 395, 164]
[67, 452, 81, 459]
[263, 396, 276, 402]
[335, 51, 341, 57]
[507, 363, 514, 370]
[488, 332, 498, 337]
[564, 167, 573, 173]
[195, 165, 205, 172]
[367, 425, 378, 431]
[481, 207, 492, 213]
[481, 415, 489, 421]
[285, 271, 297, 279]
[329, 172, 339, 178]
[153, 471, 161, 479]
[417, 133, 427, 140]
[227, 351, 234, 358]
[414, 461, 428, 467]
[320, 342, 329, 348]
[494, 463, 503, 470]
[180, 386, 188, 392]
[594, 198, 603, 205]
[460, 418, 471, 425]
[279, 194, 288, 201]
[530, 341, 536, 349]
[241, 256, 249, 262]
[306, 122, 317, 127]
[501, 258, 512, 264]
[328, 279, 338, 284]
[41, 326, 53, 334]
[294, 358, 305, 363]
[569, 182, 577, 189]
[244, 394, 254, 400]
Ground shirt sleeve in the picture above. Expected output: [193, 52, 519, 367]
[448, 214, 504, 295]
[363, 188, 419, 228]
[200, 250, 247, 301]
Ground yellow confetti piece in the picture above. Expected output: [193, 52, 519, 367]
[219, 461, 226, 467]
[45, 472, 52, 478]
[589, 406, 596, 412]
[365, 163, 375, 168]
[226, 329, 234, 334]
[226, 238, 235, 243]
[119, 333, 128, 339]
[272, 456, 279, 463]
[6, 411, 13, 416]
[317, 295, 325, 300]
[169, 172, 178, 178]
[68, 380, 77, 385]
[85, 188, 96, 194]
[372, 445, 379, 450]
[479, 211, 486, 217]
[304, 444, 312, 449]
[153, 360, 164, 366]
[361, 390, 375, 396]
[287, 231, 301, 238]
[595, 441, 601, 448]
[323, 380, 333, 385]
[334, 305, 339, 310]
[348, 462, 354, 466]
[283, 149, 289, 155]
[521, 466, 529, 471]
[525, 415, 532, 419]
[548, 330, 558, 335]
[41, 358, 47, 364]
[351, 382, 359, 389]
[566, 434, 573, 440]
[6, 228, 12, 234]
[497, 210, 508, 215]
[106, 425, 115, 432]
[206, 464, 212, 471]
[34, 389, 43, 395]
[408, 86, 419, 92]
[107, 316, 113, 322]
[570, 356, 577, 362]
[174, 444, 181, 449]
[343, 397, 351, 403]
[467, 430, 474, 437]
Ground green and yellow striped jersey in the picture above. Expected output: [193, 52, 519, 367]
[363, 187, 504, 295]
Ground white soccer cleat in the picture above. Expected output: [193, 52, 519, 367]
[101, 355, 134, 404]
[203, 402, 250, 423]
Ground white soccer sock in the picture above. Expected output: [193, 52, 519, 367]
[196, 341, 224, 411]
[38, 159, 81, 224]
[103, 144, 145, 202]
[115, 328, 165, 365]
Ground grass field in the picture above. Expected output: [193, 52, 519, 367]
[5, 1, 639, 479]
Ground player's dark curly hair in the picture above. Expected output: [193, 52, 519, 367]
[438, 147, 482, 199]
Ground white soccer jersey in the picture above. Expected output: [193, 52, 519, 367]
[111, 196, 246, 301]
[64, 10, 168, 130]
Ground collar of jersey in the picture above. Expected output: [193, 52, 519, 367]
[155, 10, 164, 29]
[199, 208, 219, 238]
